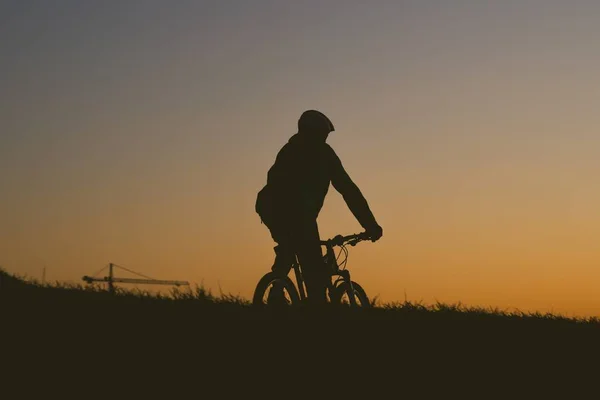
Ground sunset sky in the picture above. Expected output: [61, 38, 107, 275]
[2, 1, 600, 317]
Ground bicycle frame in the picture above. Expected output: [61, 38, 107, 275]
[290, 232, 369, 305]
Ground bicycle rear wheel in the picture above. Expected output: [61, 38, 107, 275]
[252, 271, 301, 307]
[329, 280, 371, 308]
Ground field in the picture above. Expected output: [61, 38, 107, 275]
[2, 267, 595, 394]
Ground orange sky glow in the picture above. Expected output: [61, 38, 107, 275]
[2, 1, 600, 317]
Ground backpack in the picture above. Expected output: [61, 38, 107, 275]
[255, 186, 271, 224]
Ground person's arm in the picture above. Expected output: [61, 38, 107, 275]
[327, 145, 382, 239]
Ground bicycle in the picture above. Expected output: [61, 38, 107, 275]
[252, 231, 373, 307]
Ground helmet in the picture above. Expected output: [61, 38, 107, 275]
[298, 110, 335, 133]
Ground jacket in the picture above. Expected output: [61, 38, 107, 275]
[255, 132, 379, 231]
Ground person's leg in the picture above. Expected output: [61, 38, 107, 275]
[292, 218, 328, 305]
[260, 212, 295, 276]
[259, 215, 295, 304]
[261, 212, 328, 305]
[268, 225, 295, 276]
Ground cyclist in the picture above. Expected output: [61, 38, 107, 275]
[255, 110, 383, 305]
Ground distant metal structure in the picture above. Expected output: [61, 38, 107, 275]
[82, 263, 189, 294]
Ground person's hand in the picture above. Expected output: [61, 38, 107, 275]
[366, 224, 383, 242]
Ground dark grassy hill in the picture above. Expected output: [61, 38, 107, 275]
[2, 267, 594, 394]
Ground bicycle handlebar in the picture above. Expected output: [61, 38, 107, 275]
[320, 231, 371, 247]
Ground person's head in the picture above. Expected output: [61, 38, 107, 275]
[297, 110, 335, 142]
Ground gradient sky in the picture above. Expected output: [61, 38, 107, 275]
[2, 0, 600, 317]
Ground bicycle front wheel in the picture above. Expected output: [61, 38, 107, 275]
[252, 271, 300, 307]
[329, 280, 371, 308]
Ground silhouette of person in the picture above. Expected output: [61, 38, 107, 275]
[255, 110, 383, 305]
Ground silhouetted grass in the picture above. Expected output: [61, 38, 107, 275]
[4, 263, 599, 349]
[2, 265, 595, 389]
[3, 266, 598, 323]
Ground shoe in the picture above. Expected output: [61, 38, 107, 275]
[271, 246, 293, 275]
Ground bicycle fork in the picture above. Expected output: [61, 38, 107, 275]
[336, 269, 358, 306]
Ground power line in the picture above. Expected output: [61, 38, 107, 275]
[90, 264, 109, 278]
[111, 263, 156, 280]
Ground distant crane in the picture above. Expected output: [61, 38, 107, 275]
[82, 263, 189, 294]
